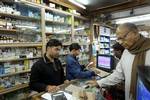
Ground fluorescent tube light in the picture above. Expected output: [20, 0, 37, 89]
[74, 27, 85, 31]
[114, 14, 150, 24]
[68, 0, 86, 9]
[15, 25, 37, 29]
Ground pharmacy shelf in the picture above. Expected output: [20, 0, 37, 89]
[63, 42, 71, 46]
[100, 47, 110, 49]
[100, 41, 110, 43]
[0, 43, 42, 47]
[0, 56, 41, 62]
[0, 28, 41, 34]
[0, 83, 29, 95]
[20, 0, 89, 20]
[73, 14, 89, 20]
[100, 34, 110, 37]
[0, 29, 19, 33]
[0, 70, 31, 78]
[74, 34, 87, 36]
[20, 0, 72, 16]
[45, 20, 71, 26]
[0, 13, 40, 21]
[46, 32, 71, 35]
[44, 6, 72, 16]
[79, 43, 89, 45]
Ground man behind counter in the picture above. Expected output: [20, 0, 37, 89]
[66, 43, 96, 80]
[29, 39, 66, 92]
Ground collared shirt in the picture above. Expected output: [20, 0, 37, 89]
[29, 54, 65, 92]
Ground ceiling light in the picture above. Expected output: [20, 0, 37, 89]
[74, 27, 85, 31]
[76, 0, 89, 5]
[114, 14, 150, 24]
[68, 0, 86, 9]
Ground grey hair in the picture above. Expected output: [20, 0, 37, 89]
[119, 23, 138, 33]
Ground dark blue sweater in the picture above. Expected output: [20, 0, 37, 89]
[66, 54, 95, 80]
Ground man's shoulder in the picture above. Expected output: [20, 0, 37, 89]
[54, 58, 61, 63]
[146, 49, 150, 57]
[32, 58, 44, 67]
[66, 55, 74, 60]
[146, 49, 150, 53]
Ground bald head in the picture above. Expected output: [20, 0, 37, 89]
[117, 23, 139, 34]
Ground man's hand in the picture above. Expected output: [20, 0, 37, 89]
[86, 80, 99, 87]
[93, 70, 101, 75]
[64, 80, 70, 84]
[46, 85, 60, 92]
[86, 62, 94, 68]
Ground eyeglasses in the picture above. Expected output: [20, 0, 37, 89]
[116, 31, 131, 44]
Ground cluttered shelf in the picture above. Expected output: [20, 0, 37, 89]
[46, 32, 71, 35]
[0, 29, 19, 33]
[0, 56, 41, 62]
[0, 42, 42, 47]
[20, 0, 89, 20]
[0, 83, 29, 95]
[0, 12, 40, 21]
[0, 70, 31, 78]
[45, 20, 71, 26]
[74, 34, 87, 36]
[20, 0, 71, 16]
[73, 14, 89, 21]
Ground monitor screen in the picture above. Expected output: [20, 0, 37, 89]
[137, 78, 150, 100]
[96, 54, 114, 72]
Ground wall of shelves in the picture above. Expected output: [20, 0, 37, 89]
[92, 24, 112, 55]
[0, 0, 91, 98]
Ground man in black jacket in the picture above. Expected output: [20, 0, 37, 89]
[29, 39, 65, 92]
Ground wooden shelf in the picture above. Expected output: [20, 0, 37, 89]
[20, 0, 89, 20]
[44, 6, 72, 16]
[100, 41, 110, 43]
[100, 34, 110, 37]
[45, 20, 71, 26]
[100, 47, 110, 49]
[0, 56, 41, 62]
[63, 42, 71, 46]
[74, 34, 87, 36]
[0, 28, 41, 34]
[73, 14, 89, 20]
[0, 83, 29, 95]
[46, 32, 71, 35]
[0, 29, 19, 33]
[20, 0, 71, 16]
[79, 43, 89, 45]
[0, 43, 42, 47]
[0, 13, 40, 21]
[0, 70, 31, 78]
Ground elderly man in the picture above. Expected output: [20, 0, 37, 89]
[87, 23, 150, 100]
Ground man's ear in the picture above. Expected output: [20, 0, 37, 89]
[46, 47, 51, 52]
[71, 49, 75, 52]
[118, 50, 122, 54]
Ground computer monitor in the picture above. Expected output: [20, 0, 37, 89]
[96, 54, 114, 72]
[137, 65, 150, 100]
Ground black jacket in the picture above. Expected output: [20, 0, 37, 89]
[29, 54, 65, 92]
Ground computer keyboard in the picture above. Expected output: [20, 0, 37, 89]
[90, 68, 111, 78]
